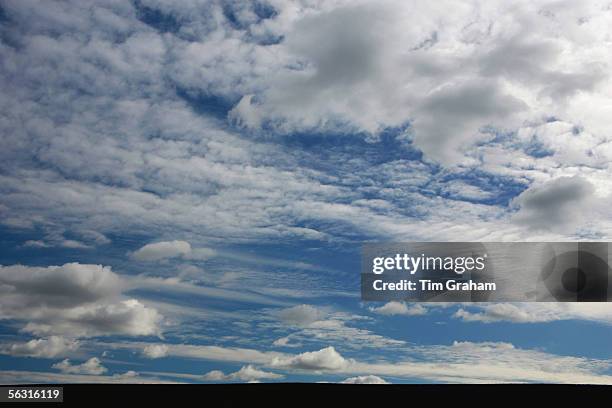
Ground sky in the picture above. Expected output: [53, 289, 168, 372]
[1, 0, 612, 384]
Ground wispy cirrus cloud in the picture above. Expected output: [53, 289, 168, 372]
[96, 340, 612, 384]
[453, 302, 612, 325]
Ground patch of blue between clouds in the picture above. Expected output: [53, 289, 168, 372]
[0, 4, 7, 23]
[133, 0, 182, 34]
[175, 87, 240, 121]
[435, 169, 528, 206]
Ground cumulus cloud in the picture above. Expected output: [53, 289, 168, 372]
[0, 263, 123, 307]
[272, 336, 295, 347]
[203, 365, 283, 382]
[1, 336, 79, 358]
[512, 176, 600, 231]
[0, 263, 162, 337]
[271, 346, 349, 371]
[341, 375, 389, 384]
[224, 0, 612, 164]
[369, 302, 427, 316]
[142, 344, 169, 359]
[52, 357, 107, 375]
[24, 299, 162, 338]
[412, 79, 526, 163]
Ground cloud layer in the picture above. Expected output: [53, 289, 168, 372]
[2, 0, 612, 385]
[2, 0, 612, 247]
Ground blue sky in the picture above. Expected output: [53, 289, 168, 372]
[2, 0, 612, 384]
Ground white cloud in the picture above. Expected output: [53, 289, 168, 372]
[203, 365, 283, 382]
[0, 263, 123, 307]
[103, 341, 286, 365]
[23, 240, 52, 248]
[271, 346, 349, 371]
[272, 305, 406, 349]
[228, 94, 262, 129]
[354, 340, 612, 384]
[369, 302, 427, 316]
[2, 0, 612, 249]
[23, 299, 163, 338]
[453, 303, 612, 325]
[0, 263, 162, 338]
[104, 340, 612, 384]
[341, 375, 389, 384]
[272, 336, 295, 347]
[0, 370, 177, 384]
[131, 240, 191, 261]
[1, 336, 79, 358]
[3, 4, 612, 386]
[440, 181, 494, 201]
[130, 240, 216, 262]
[52, 357, 107, 375]
[511, 175, 601, 232]
[412, 79, 526, 163]
[2, 0, 611, 250]
[185, 247, 217, 261]
[222, 0, 612, 165]
[127, 274, 290, 306]
[142, 344, 169, 359]
[116, 370, 139, 379]
[320, 341, 612, 384]
[21, 228, 107, 249]
[277, 304, 327, 326]
[57, 239, 91, 249]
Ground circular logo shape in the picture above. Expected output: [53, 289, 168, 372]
[541, 250, 609, 301]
